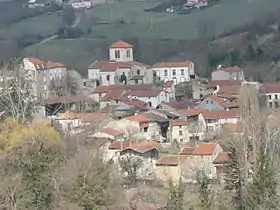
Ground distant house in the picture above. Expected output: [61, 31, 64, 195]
[196, 95, 238, 111]
[93, 127, 125, 141]
[211, 66, 244, 81]
[23, 57, 67, 99]
[263, 82, 280, 109]
[169, 118, 189, 143]
[88, 41, 153, 86]
[69, 0, 92, 9]
[152, 61, 195, 85]
[27, 0, 47, 8]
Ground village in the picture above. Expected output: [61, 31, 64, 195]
[6, 40, 279, 187]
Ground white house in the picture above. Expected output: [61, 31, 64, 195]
[169, 118, 189, 143]
[152, 61, 195, 85]
[263, 83, 280, 109]
[88, 40, 153, 86]
[211, 66, 244, 81]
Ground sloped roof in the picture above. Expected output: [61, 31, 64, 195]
[202, 109, 239, 120]
[28, 57, 45, 64]
[192, 142, 217, 155]
[43, 95, 90, 105]
[263, 82, 280, 93]
[109, 40, 133, 48]
[164, 99, 194, 110]
[101, 127, 124, 137]
[180, 146, 195, 155]
[153, 61, 193, 68]
[217, 85, 241, 95]
[27, 57, 66, 69]
[89, 60, 146, 71]
[156, 155, 186, 166]
[213, 152, 229, 164]
[171, 118, 188, 126]
[92, 84, 154, 94]
[210, 95, 238, 108]
[129, 89, 162, 97]
[177, 108, 204, 117]
[57, 111, 105, 121]
[214, 66, 243, 72]
[122, 140, 160, 154]
[109, 140, 138, 150]
[123, 114, 151, 123]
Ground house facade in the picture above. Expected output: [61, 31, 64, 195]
[88, 41, 153, 86]
[211, 66, 244, 81]
[23, 57, 67, 99]
[152, 61, 195, 85]
[169, 118, 189, 143]
[196, 95, 238, 111]
[263, 83, 280, 109]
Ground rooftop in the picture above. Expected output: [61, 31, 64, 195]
[153, 61, 193, 68]
[177, 108, 204, 117]
[123, 114, 151, 123]
[192, 142, 217, 155]
[213, 152, 229, 164]
[89, 60, 146, 72]
[92, 84, 154, 94]
[202, 109, 240, 120]
[215, 65, 243, 72]
[101, 127, 124, 137]
[43, 95, 90, 105]
[129, 89, 162, 97]
[109, 40, 133, 48]
[121, 140, 160, 154]
[57, 111, 105, 121]
[164, 99, 194, 110]
[27, 57, 66, 69]
[170, 118, 188, 126]
[209, 95, 238, 108]
[156, 155, 186, 166]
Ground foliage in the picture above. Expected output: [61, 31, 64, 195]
[166, 177, 185, 210]
[62, 7, 76, 26]
[196, 170, 212, 209]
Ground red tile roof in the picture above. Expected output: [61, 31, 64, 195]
[44, 61, 66, 68]
[122, 140, 160, 153]
[192, 142, 217, 155]
[129, 89, 162, 97]
[92, 84, 153, 94]
[214, 66, 243, 72]
[109, 140, 138, 150]
[263, 82, 280, 93]
[109, 40, 133, 48]
[28, 57, 45, 64]
[153, 61, 193, 68]
[213, 152, 229, 164]
[171, 118, 188, 126]
[217, 85, 241, 95]
[57, 111, 106, 121]
[210, 95, 238, 108]
[177, 108, 204, 116]
[199, 80, 242, 89]
[180, 146, 195, 155]
[123, 114, 151, 123]
[103, 89, 124, 100]
[202, 109, 239, 120]
[101, 127, 124, 137]
[156, 155, 186, 166]
[89, 60, 146, 71]
[123, 99, 148, 109]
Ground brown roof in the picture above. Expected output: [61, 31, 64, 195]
[123, 99, 148, 109]
[122, 140, 160, 153]
[263, 83, 280, 93]
[123, 114, 151, 123]
[214, 66, 243, 72]
[192, 142, 217, 155]
[180, 146, 195, 155]
[129, 89, 162, 97]
[28, 57, 45, 64]
[103, 89, 124, 100]
[202, 109, 239, 120]
[217, 85, 241, 95]
[109, 40, 133, 48]
[171, 118, 188, 126]
[198, 80, 242, 89]
[44, 61, 66, 68]
[109, 140, 138, 150]
[210, 95, 238, 108]
[89, 60, 146, 71]
[153, 61, 193, 68]
[163, 81, 174, 87]
[213, 152, 229, 164]
[101, 127, 124, 137]
[156, 155, 186, 166]
[57, 112, 105, 121]
[92, 84, 153, 94]
[27, 57, 66, 69]
[164, 99, 194, 109]
[177, 108, 204, 116]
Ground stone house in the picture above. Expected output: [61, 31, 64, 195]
[88, 41, 153, 86]
[22, 57, 67, 99]
[211, 66, 244, 81]
[153, 61, 195, 85]
[169, 118, 189, 143]
[93, 127, 125, 141]
[196, 95, 238, 111]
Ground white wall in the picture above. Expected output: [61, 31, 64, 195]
[171, 125, 189, 143]
[109, 47, 133, 62]
[100, 71, 116, 85]
[153, 65, 194, 85]
[88, 68, 100, 80]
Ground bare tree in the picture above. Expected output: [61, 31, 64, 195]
[0, 58, 38, 123]
[119, 156, 143, 188]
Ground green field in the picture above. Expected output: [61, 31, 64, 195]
[86, 0, 280, 39]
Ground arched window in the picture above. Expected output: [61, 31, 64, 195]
[137, 69, 140, 75]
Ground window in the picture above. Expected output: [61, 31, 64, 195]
[269, 102, 273, 108]
[106, 75, 110, 81]
[137, 69, 140, 75]
[207, 126, 214, 131]
[275, 94, 278, 100]
[179, 130, 183, 136]
[115, 50, 120, 59]
[211, 100, 213, 104]
[180, 139, 183, 142]
[99, 93, 102, 97]
[148, 101, 152, 107]
[143, 127, 148, 132]
[172, 69, 176, 76]
[180, 69, 184, 75]
[269, 95, 272, 100]
[179, 125, 182, 128]
[43, 76, 46, 82]
[126, 50, 130, 58]
[275, 101, 279, 108]
[164, 70, 168, 76]
[206, 100, 209, 104]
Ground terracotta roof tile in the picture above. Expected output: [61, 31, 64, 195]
[156, 155, 186, 166]
[109, 40, 133, 48]
[164, 99, 194, 109]
[109, 140, 138, 150]
[217, 85, 241, 95]
[199, 80, 242, 89]
[123, 114, 151, 123]
[44, 61, 66, 68]
[153, 61, 193, 68]
[210, 95, 238, 108]
[192, 142, 217, 155]
[103, 89, 124, 100]
[177, 108, 204, 116]
[129, 89, 162, 97]
[214, 66, 243, 72]
[101, 127, 124, 137]
[263, 82, 280, 93]
[171, 118, 188, 126]
[92, 84, 153, 94]
[122, 140, 160, 153]
[213, 152, 229, 164]
[27, 57, 45, 64]
[89, 60, 146, 71]
[180, 146, 195, 155]
[202, 109, 239, 120]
